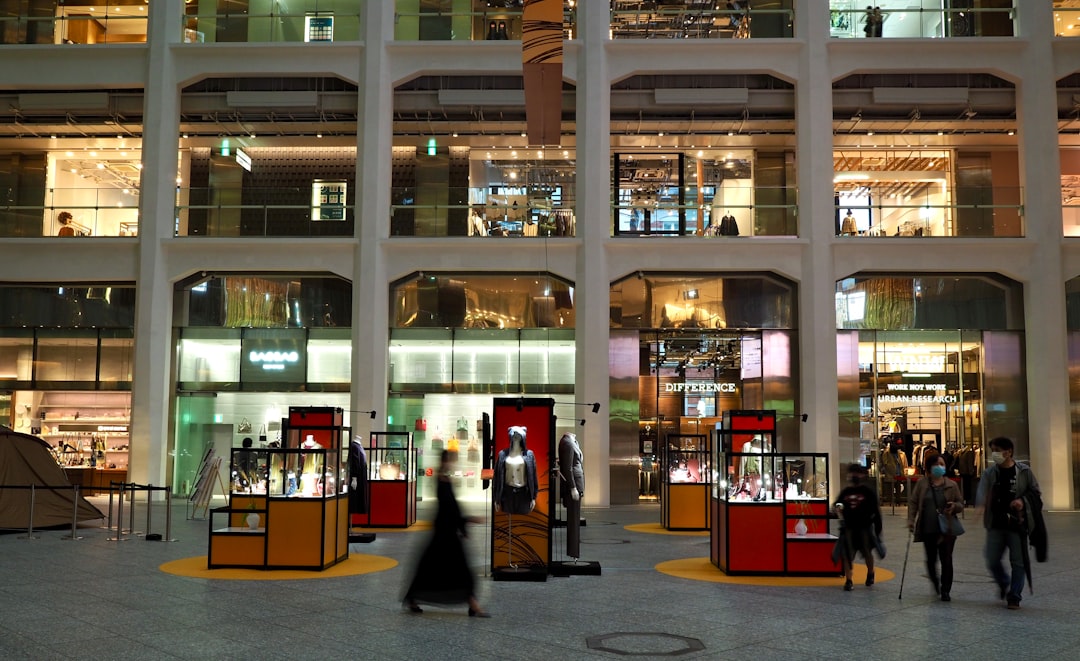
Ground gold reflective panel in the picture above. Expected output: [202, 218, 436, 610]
[392, 273, 575, 329]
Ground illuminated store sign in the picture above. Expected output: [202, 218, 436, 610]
[240, 331, 306, 384]
[249, 350, 300, 370]
[664, 382, 738, 393]
[879, 381, 957, 404]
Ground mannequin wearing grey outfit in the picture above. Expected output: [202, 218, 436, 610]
[558, 432, 585, 558]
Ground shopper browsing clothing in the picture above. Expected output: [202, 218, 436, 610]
[976, 436, 1041, 610]
[908, 454, 964, 601]
[834, 463, 883, 591]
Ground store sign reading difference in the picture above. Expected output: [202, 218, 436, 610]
[664, 382, 738, 393]
[249, 350, 300, 371]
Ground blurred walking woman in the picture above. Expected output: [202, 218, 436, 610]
[908, 454, 964, 601]
[403, 450, 490, 617]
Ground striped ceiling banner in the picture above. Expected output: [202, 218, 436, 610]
[522, 0, 563, 147]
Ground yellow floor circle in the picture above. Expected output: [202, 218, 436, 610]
[159, 554, 398, 580]
[625, 522, 709, 537]
[656, 557, 895, 586]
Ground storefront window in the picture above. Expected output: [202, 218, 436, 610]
[829, 1, 1014, 39]
[607, 272, 799, 504]
[0, 1, 150, 45]
[0, 330, 34, 385]
[98, 331, 134, 385]
[388, 272, 576, 502]
[36, 330, 99, 383]
[837, 274, 1027, 504]
[183, 1, 361, 43]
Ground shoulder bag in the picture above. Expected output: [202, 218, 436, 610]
[934, 483, 965, 536]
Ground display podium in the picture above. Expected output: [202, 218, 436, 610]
[711, 411, 837, 576]
[207, 407, 350, 571]
[351, 431, 417, 528]
[490, 397, 553, 582]
[660, 433, 711, 530]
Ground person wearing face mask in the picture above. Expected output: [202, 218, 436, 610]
[833, 463, 883, 591]
[907, 454, 964, 601]
[975, 436, 1041, 610]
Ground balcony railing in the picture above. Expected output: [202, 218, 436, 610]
[0, 11, 149, 45]
[175, 188, 354, 237]
[182, 8, 361, 43]
[609, 5, 794, 40]
[391, 188, 575, 237]
[829, 5, 1015, 39]
[0, 189, 139, 238]
[393, 5, 577, 41]
[834, 186, 1023, 238]
[613, 186, 798, 237]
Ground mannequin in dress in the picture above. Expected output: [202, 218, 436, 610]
[494, 426, 537, 514]
[558, 432, 585, 558]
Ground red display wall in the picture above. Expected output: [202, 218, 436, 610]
[491, 397, 554, 572]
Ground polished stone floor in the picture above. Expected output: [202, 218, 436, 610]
[1, 494, 1078, 660]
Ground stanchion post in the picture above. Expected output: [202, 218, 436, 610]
[145, 483, 153, 537]
[108, 482, 127, 542]
[18, 484, 39, 540]
[103, 485, 114, 530]
[164, 488, 177, 542]
[128, 482, 140, 536]
[62, 484, 83, 541]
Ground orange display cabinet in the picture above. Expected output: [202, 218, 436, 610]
[660, 433, 711, 531]
[207, 407, 349, 570]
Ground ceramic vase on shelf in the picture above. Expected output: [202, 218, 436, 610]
[246, 512, 260, 530]
[794, 518, 808, 536]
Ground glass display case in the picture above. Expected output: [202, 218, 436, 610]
[660, 433, 711, 530]
[352, 431, 417, 528]
[209, 406, 350, 570]
[712, 422, 835, 575]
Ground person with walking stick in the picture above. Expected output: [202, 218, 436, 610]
[908, 454, 964, 601]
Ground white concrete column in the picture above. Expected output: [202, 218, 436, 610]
[795, 3, 839, 459]
[352, 1, 394, 436]
[1015, 1, 1071, 508]
[129, 5, 184, 488]
[575, 0, 611, 507]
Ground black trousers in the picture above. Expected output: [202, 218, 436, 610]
[922, 532, 957, 593]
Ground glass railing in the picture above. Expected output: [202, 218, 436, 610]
[175, 188, 354, 237]
[829, 6, 1015, 39]
[182, 6, 361, 43]
[0, 189, 139, 237]
[391, 187, 575, 237]
[612, 186, 798, 237]
[393, 5, 577, 41]
[834, 186, 1023, 238]
[1053, 6, 1080, 37]
[609, 6, 794, 39]
[0, 10, 149, 45]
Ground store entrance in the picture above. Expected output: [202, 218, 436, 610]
[856, 330, 984, 503]
[638, 329, 760, 501]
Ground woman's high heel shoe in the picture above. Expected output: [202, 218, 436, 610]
[468, 608, 491, 618]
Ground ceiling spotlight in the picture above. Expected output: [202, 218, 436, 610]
[316, 132, 323, 138]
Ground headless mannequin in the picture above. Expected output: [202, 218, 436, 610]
[558, 432, 584, 559]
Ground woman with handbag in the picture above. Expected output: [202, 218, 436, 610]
[907, 454, 964, 601]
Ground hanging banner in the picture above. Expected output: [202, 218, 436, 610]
[522, 0, 563, 147]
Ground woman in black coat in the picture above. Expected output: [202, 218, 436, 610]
[403, 450, 490, 617]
